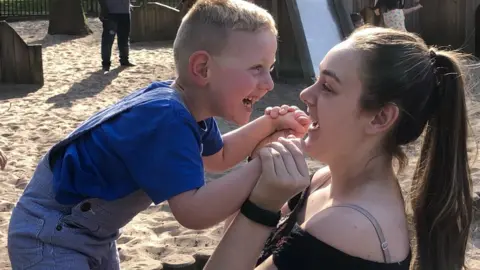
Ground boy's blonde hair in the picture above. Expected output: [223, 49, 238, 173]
[173, 0, 277, 74]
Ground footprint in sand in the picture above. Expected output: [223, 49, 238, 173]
[15, 178, 28, 190]
[152, 221, 180, 235]
[117, 235, 134, 245]
[166, 235, 217, 248]
[144, 245, 169, 260]
[0, 201, 14, 212]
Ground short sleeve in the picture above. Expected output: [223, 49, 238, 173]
[201, 117, 223, 156]
[107, 101, 205, 204]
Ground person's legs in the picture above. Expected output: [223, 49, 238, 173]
[97, 241, 121, 270]
[117, 13, 134, 67]
[101, 14, 119, 71]
[8, 207, 91, 270]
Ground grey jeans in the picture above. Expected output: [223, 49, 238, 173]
[8, 157, 121, 270]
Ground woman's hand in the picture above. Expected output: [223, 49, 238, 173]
[249, 137, 310, 212]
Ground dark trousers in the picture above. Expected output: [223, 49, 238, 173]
[101, 13, 131, 68]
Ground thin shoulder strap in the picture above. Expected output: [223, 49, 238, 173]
[327, 204, 391, 264]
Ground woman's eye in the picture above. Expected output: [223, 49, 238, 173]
[322, 83, 333, 92]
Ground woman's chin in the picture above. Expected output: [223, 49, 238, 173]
[302, 137, 326, 162]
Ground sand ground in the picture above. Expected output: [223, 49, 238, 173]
[0, 18, 479, 269]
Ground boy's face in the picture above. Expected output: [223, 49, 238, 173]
[207, 29, 277, 125]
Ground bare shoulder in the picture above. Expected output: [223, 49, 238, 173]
[302, 205, 410, 263]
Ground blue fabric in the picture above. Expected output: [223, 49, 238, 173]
[52, 81, 223, 205]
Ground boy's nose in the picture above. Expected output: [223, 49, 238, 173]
[261, 73, 274, 92]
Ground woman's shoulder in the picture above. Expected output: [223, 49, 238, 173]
[302, 203, 410, 264]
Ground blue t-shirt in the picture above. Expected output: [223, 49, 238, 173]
[52, 83, 224, 205]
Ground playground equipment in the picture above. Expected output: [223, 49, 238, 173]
[254, 0, 352, 83]
[0, 21, 43, 85]
[131, 2, 182, 43]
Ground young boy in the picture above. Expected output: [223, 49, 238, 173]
[8, 0, 309, 269]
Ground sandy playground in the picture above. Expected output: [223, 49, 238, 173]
[0, 18, 479, 269]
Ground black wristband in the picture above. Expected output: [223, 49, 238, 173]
[240, 199, 281, 227]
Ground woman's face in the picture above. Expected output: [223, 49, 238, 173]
[300, 41, 374, 163]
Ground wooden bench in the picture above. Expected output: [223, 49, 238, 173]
[0, 21, 43, 85]
[131, 2, 182, 43]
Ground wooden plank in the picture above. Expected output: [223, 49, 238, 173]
[28, 45, 44, 85]
[0, 21, 43, 85]
[131, 3, 180, 43]
[0, 22, 16, 84]
[13, 30, 31, 83]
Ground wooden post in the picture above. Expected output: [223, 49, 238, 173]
[28, 45, 44, 86]
[48, 0, 92, 36]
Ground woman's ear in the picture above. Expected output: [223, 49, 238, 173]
[366, 103, 399, 135]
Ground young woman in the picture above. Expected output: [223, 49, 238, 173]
[205, 26, 473, 270]
[374, 0, 422, 31]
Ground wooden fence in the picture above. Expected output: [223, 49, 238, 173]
[0, 0, 182, 20]
[131, 2, 181, 43]
[0, 21, 43, 85]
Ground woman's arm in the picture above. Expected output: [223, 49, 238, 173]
[205, 138, 310, 270]
[208, 213, 275, 270]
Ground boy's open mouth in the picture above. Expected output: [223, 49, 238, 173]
[242, 96, 258, 109]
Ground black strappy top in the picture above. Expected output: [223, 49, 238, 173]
[256, 183, 411, 269]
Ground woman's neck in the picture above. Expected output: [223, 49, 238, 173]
[327, 151, 397, 198]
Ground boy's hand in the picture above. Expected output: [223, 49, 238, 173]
[265, 105, 311, 138]
[265, 104, 296, 119]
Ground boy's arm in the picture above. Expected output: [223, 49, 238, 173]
[113, 102, 262, 230]
[203, 115, 275, 172]
[203, 110, 309, 172]
[168, 159, 262, 230]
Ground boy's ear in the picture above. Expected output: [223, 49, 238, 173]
[188, 51, 210, 86]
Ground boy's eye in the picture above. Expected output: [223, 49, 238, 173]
[252, 65, 263, 72]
